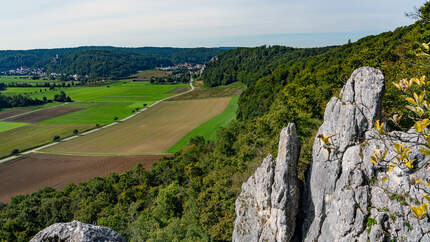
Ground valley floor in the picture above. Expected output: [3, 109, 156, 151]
[0, 79, 243, 203]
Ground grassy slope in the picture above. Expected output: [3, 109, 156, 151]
[0, 121, 27, 132]
[167, 96, 239, 153]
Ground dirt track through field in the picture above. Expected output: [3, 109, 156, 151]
[0, 109, 28, 120]
[4, 106, 82, 123]
[169, 86, 191, 94]
[42, 97, 231, 155]
[0, 153, 165, 203]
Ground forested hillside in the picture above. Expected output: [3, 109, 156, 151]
[44, 49, 171, 80]
[1, 4, 430, 242]
[201, 46, 334, 87]
[0, 47, 227, 79]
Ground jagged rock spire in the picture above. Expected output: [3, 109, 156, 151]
[234, 67, 430, 241]
[233, 123, 301, 242]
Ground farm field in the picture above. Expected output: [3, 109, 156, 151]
[41, 102, 134, 124]
[0, 109, 28, 120]
[167, 96, 239, 153]
[4, 106, 82, 123]
[0, 77, 242, 201]
[1, 81, 186, 102]
[0, 76, 49, 83]
[0, 153, 166, 203]
[0, 81, 189, 158]
[0, 123, 95, 158]
[0, 121, 27, 133]
[41, 97, 231, 155]
[169, 84, 243, 100]
[131, 69, 171, 81]
[0, 76, 75, 86]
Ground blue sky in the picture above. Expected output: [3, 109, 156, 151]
[0, 0, 427, 49]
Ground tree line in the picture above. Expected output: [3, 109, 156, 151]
[0, 91, 72, 109]
[0, 47, 227, 80]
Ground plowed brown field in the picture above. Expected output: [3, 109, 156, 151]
[0, 153, 165, 203]
[0, 109, 28, 120]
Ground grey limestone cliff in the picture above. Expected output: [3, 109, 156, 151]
[234, 66, 430, 242]
[302, 66, 430, 241]
[30, 220, 125, 242]
[233, 123, 301, 242]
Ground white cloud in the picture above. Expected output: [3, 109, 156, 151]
[0, 0, 426, 49]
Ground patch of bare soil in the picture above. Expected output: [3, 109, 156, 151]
[0, 109, 28, 120]
[0, 153, 167, 203]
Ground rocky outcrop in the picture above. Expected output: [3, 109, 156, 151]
[233, 123, 301, 242]
[234, 66, 430, 242]
[303, 66, 430, 241]
[302, 66, 385, 241]
[30, 220, 125, 242]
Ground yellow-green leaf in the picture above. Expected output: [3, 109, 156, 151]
[420, 147, 430, 156]
[423, 193, 430, 203]
[406, 97, 417, 105]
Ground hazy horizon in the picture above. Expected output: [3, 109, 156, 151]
[0, 0, 427, 50]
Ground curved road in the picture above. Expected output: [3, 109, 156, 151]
[0, 78, 195, 164]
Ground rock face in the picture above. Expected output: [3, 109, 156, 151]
[234, 67, 430, 242]
[233, 123, 301, 242]
[302, 66, 430, 241]
[30, 220, 125, 242]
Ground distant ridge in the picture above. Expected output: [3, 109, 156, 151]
[0, 46, 230, 79]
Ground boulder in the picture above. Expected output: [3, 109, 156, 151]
[30, 220, 125, 242]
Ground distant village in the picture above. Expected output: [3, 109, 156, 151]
[158, 63, 203, 71]
[1, 63, 205, 81]
[1, 67, 86, 81]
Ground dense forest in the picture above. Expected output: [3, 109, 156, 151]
[0, 47, 228, 79]
[44, 50, 171, 80]
[1, 3, 430, 242]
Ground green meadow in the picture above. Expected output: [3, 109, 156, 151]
[41, 102, 136, 124]
[0, 123, 95, 158]
[2, 81, 186, 102]
[0, 121, 27, 133]
[167, 96, 239, 153]
[0, 76, 65, 85]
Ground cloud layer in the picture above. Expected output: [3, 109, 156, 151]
[0, 0, 426, 49]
